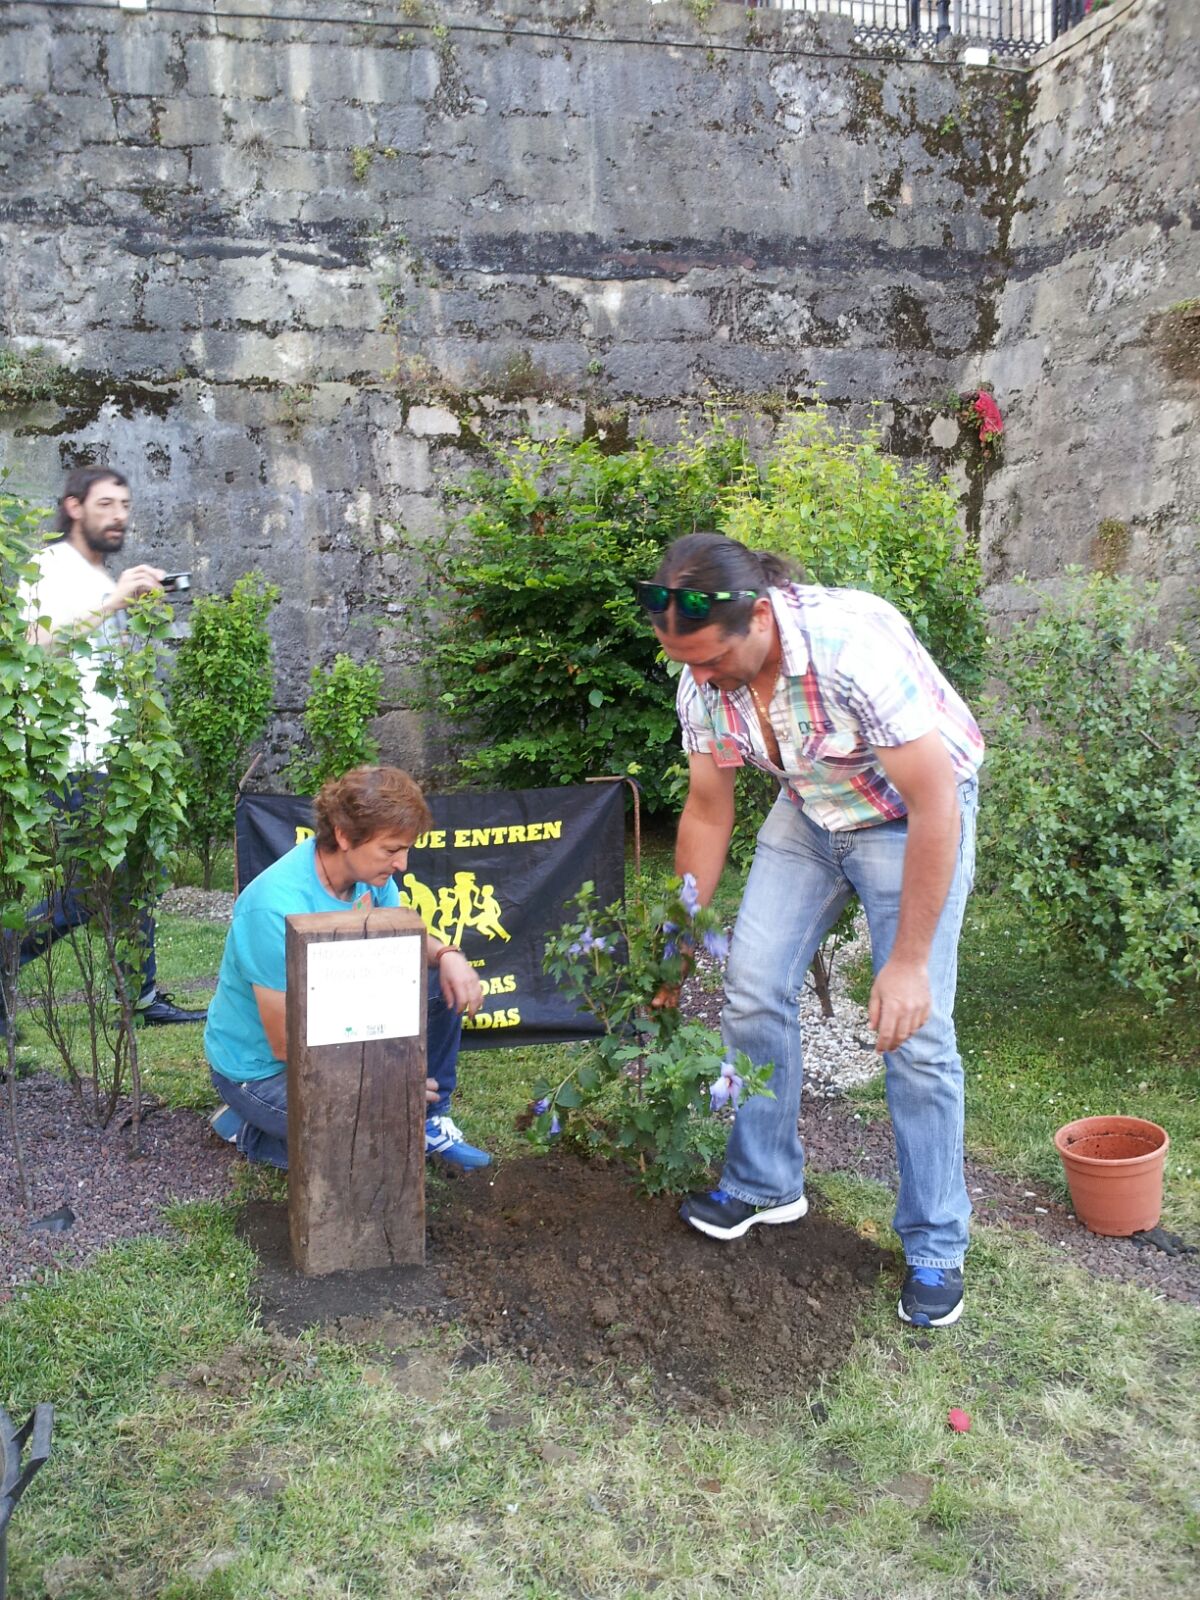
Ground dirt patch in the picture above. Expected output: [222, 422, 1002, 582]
[242, 1159, 890, 1409]
[239, 1197, 453, 1336]
[430, 1153, 891, 1407]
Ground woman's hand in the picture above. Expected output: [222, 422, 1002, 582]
[437, 949, 484, 1019]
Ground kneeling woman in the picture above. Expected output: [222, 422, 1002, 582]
[204, 765, 489, 1170]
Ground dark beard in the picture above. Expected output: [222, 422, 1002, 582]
[81, 523, 125, 555]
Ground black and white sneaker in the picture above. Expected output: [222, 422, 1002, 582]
[898, 1266, 964, 1328]
[679, 1187, 809, 1241]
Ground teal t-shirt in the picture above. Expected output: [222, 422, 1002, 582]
[204, 838, 401, 1083]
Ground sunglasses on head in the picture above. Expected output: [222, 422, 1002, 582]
[635, 582, 759, 621]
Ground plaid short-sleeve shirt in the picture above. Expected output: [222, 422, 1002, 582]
[676, 584, 984, 832]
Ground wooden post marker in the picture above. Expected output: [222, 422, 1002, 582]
[285, 906, 428, 1275]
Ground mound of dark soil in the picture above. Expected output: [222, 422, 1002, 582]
[243, 1153, 892, 1409]
[430, 1154, 892, 1406]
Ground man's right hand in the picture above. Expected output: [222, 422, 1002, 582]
[109, 564, 166, 611]
[651, 983, 681, 1010]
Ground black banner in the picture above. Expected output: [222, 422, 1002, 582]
[234, 783, 625, 1050]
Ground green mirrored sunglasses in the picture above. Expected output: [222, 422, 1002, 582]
[635, 582, 759, 621]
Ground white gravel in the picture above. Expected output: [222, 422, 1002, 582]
[685, 913, 884, 1098]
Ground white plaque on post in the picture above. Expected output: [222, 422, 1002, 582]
[305, 934, 422, 1047]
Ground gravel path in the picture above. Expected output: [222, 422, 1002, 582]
[2, 903, 1195, 1303]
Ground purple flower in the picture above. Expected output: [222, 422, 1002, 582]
[680, 874, 702, 918]
[702, 927, 730, 961]
[663, 939, 678, 960]
[532, 1096, 561, 1137]
[709, 1060, 745, 1112]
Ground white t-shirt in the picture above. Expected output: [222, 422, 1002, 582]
[21, 541, 123, 768]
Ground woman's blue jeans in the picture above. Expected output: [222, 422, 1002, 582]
[720, 780, 978, 1269]
[210, 972, 463, 1170]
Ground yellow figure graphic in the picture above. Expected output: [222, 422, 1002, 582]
[401, 873, 442, 935]
[401, 870, 511, 946]
[473, 883, 510, 943]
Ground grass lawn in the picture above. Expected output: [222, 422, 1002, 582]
[2, 883, 1199, 1596]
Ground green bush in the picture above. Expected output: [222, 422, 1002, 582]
[289, 653, 382, 795]
[419, 412, 985, 822]
[418, 430, 754, 811]
[980, 573, 1200, 1005]
[170, 571, 280, 888]
[721, 404, 985, 866]
[722, 404, 986, 694]
[0, 485, 80, 1201]
[32, 594, 189, 1138]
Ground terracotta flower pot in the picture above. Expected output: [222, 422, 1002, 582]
[1053, 1115, 1169, 1237]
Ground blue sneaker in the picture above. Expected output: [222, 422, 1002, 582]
[210, 1103, 244, 1144]
[425, 1113, 491, 1170]
[679, 1187, 808, 1241]
[898, 1266, 964, 1328]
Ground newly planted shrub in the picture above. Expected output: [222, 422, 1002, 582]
[534, 875, 772, 1194]
[170, 571, 280, 887]
[980, 573, 1200, 1005]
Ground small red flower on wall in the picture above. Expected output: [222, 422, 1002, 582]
[972, 389, 1004, 444]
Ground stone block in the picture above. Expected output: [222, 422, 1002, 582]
[62, 144, 189, 192]
[0, 23, 51, 91]
[406, 405, 460, 438]
[289, 268, 381, 333]
[227, 99, 311, 152]
[112, 99, 157, 144]
[47, 27, 106, 94]
[306, 101, 378, 152]
[371, 708, 435, 775]
[155, 96, 224, 148]
[371, 104, 430, 153]
[590, 285, 713, 343]
[105, 27, 182, 96]
[184, 38, 281, 101]
[139, 282, 202, 331]
[291, 42, 438, 107]
[373, 433, 433, 495]
[380, 493, 446, 543]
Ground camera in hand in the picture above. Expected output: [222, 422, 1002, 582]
[161, 572, 192, 593]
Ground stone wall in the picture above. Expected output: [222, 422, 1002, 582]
[982, 0, 1199, 627]
[0, 0, 1194, 770]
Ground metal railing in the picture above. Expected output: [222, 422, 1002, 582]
[752, 1, 1095, 59]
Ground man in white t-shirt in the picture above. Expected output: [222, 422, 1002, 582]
[0, 466, 206, 1039]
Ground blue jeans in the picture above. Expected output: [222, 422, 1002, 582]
[210, 972, 464, 1169]
[720, 779, 978, 1269]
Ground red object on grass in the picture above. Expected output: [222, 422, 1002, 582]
[947, 1408, 972, 1433]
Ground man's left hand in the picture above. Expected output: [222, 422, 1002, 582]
[868, 958, 931, 1055]
[438, 950, 483, 1019]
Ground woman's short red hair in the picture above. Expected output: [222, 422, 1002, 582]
[313, 766, 432, 852]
